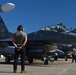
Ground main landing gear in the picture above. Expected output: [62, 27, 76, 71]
[43, 55, 54, 65]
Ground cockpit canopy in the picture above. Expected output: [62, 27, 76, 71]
[41, 25, 68, 32]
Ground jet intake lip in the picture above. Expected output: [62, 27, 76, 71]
[0, 3, 15, 12]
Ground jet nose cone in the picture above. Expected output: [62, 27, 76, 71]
[1, 3, 15, 12]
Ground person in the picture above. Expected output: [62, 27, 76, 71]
[12, 25, 27, 73]
[71, 48, 76, 63]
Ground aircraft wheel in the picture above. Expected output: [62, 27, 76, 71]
[44, 59, 48, 65]
[28, 57, 33, 64]
[54, 56, 58, 61]
[5, 56, 10, 63]
[65, 57, 68, 61]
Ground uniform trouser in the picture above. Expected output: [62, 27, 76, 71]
[13, 46, 26, 71]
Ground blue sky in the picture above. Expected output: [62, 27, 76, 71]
[0, 0, 76, 33]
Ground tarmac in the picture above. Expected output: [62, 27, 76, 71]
[0, 58, 76, 75]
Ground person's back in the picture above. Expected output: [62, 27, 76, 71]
[14, 31, 26, 44]
[12, 25, 27, 73]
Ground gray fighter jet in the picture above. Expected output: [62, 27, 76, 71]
[0, 16, 14, 63]
[0, 16, 76, 65]
[26, 25, 76, 65]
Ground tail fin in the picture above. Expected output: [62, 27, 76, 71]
[0, 16, 8, 33]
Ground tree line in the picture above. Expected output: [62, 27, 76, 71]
[57, 23, 76, 33]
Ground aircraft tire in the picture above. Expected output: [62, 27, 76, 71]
[28, 57, 33, 64]
[5, 56, 10, 63]
[44, 59, 48, 65]
[65, 57, 68, 61]
[54, 56, 58, 61]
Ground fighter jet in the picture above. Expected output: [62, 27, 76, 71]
[0, 3, 15, 13]
[26, 25, 76, 64]
[1, 16, 76, 65]
[0, 16, 14, 63]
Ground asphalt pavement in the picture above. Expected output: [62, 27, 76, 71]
[0, 58, 76, 75]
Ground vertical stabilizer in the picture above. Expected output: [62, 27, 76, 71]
[0, 16, 8, 33]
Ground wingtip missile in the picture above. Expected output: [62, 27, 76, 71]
[0, 3, 15, 13]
